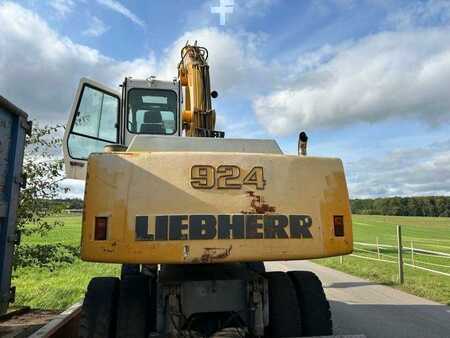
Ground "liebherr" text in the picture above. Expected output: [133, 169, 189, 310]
[135, 214, 313, 241]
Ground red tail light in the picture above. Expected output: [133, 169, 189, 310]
[334, 215, 344, 237]
[95, 217, 108, 240]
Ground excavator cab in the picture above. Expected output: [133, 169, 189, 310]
[63, 77, 181, 180]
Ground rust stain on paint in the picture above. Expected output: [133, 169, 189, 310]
[200, 245, 232, 263]
[241, 191, 276, 214]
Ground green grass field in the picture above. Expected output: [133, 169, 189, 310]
[23, 215, 82, 246]
[352, 214, 450, 254]
[315, 214, 450, 305]
[12, 214, 450, 310]
[12, 215, 120, 310]
[353, 215, 450, 274]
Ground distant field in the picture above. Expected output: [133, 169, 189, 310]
[352, 214, 450, 254]
[315, 214, 450, 305]
[12, 214, 450, 309]
[23, 215, 83, 246]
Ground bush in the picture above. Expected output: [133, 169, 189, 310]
[14, 244, 79, 270]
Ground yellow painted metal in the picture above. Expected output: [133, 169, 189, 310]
[81, 151, 353, 264]
[178, 44, 216, 136]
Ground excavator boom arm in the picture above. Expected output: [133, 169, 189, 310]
[178, 43, 217, 137]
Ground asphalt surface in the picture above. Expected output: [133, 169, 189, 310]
[265, 260, 450, 338]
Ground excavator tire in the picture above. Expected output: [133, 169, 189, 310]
[116, 275, 152, 338]
[246, 262, 265, 273]
[120, 264, 140, 278]
[148, 273, 157, 333]
[210, 327, 246, 337]
[288, 271, 332, 336]
[79, 277, 119, 338]
[263, 272, 302, 338]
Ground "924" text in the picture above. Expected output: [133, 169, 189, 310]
[190, 165, 266, 190]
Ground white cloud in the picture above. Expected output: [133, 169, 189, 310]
[83, 16, 110, 37]
[96, 0, 145, 27]
[386, 0, 450, 30]
[49, 0, 76, 17]
[60, 179, 85, 198]
[253, 26, 450, 135]
[0, 2, 155, 122]
[348, 140, 450, 198]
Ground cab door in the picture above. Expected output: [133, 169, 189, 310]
[63, 78, 121, 180]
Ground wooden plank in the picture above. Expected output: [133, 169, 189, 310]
[28, 302, 81, 338]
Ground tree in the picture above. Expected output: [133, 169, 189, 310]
[13, 123, 80, 269]
[16, 123, 69, 236]
[351, 196, 450, 217]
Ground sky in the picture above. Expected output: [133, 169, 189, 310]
[1, 0, 450, 199]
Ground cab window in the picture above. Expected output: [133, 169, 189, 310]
[127, 89, 177, 135]
[68, 85, 119, 160]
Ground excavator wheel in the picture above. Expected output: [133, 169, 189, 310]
[288, 271, 332, 336]
[116, 274, 155, 338]
[120, 264, 140, 278]
[263, 272, 302, 337]
[210, 327, 247, 337]
[246, 262, 265, 274]
[79, 277, 119, 338]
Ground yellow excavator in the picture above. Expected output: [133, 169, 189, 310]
[63, 42, 352, 338]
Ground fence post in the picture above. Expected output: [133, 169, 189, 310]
[376, 236, 381, 260]
[411, 240, 415, 266]
[397, 225, 404, 284]
[339, 256, 343, 264]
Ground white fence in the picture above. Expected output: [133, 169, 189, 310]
[343, 226, 450, 281]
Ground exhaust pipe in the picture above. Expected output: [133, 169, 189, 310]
[298, 131, 308, 156]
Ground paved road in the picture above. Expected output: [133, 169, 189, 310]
[265, 260, 450, 338]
